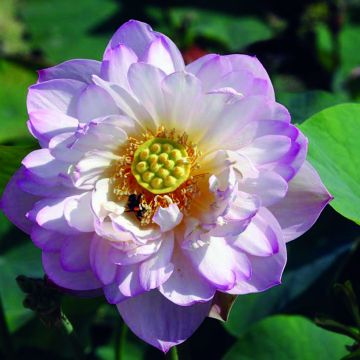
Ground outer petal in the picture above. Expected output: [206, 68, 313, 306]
[269, 160, 332, 242]
[117, 290, 211, 352]
[227, 208, 287, 294]
[27, 196, 79, 235]
[28, 110, 78, 147]
[38, 59, 101, 84]
[31, 225, 65, 252]
[0, 167, 39, 234]
[60, 233, 91, 272]
[232, 207, 280, 257]
[22, 149, 68, 182]
[106, 20, 184, 70]
[184, 235, 251, 290]
[42, 252, 101, 291]
[159, 246, 216, 306]
[103, 264, 146, 305]
[90, 235, 117, 285]
[76, 84, 119, 122]
[27, 79, 86, 116]
[187, 53, 274, 99]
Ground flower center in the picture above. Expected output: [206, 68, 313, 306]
[131, 137, 191, 194]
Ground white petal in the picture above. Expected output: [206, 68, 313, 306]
[138, 232, 174, 290]
[64, 192, 94, 232]
[153, 204, 183, 232]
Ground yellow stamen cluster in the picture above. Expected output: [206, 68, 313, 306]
[111, 126, 202, 226]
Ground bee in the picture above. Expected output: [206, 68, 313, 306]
[126, 194, 146, 221]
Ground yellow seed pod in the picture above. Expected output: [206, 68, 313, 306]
[131, 137, 191, 194]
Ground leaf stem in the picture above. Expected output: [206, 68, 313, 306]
[169, 346, 179, 360]
[115, 321, 128, 360]
[0, 295, 14, 359]
[60, 312, 85, 360]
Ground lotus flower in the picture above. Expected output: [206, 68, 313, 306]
[0, 20, 332, 352]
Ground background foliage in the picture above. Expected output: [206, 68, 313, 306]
[0, 0, 359, 359]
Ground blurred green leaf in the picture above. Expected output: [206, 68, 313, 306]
[0, 242, 43, 332]
[169, 8, 272, 50]
[0, 60, 36, 143]
[0, 0, 29, 55]
[300, 103, 360, 224]
[223, 315, 351, 360]
[0, 144, 34, 195]
[339, 25, 360, 75]
[224, 243, 349, 337]
[277, 90, 346, 124]
[21, 0, 119, 63]
[315, 23, 335, 71]
[334, 25, 360, 94]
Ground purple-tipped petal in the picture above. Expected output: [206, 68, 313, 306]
[143, 37, 176, 74]
[0, 167, 40, 234]
[187, 53, 274, 99]
[101, 44, 138, 89]
[42, 251, 101, 291]
[232, 207, 280, 257]
[117, 290, 211, 352]
[184, 235, 251, 291]
[38, 59, 101, 84]
[269, 160, 332, 242]
[227, 208, 286, 294]
[28, 79, 86, 116]
[106, 20, 184, 71]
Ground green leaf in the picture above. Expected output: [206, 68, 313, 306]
[0, 60, 36, 143]
[224, 243, 348, 337]
[169, 8, 272, 51]
[339, 25, 360, 75]
[0, 243, 43, 332]
[299, 103, 360, 224]
[0, 144, 35, 195]
[277, 91, 346, 124]
[223, 315, 351, 360]
[21, 0, 119, 63]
